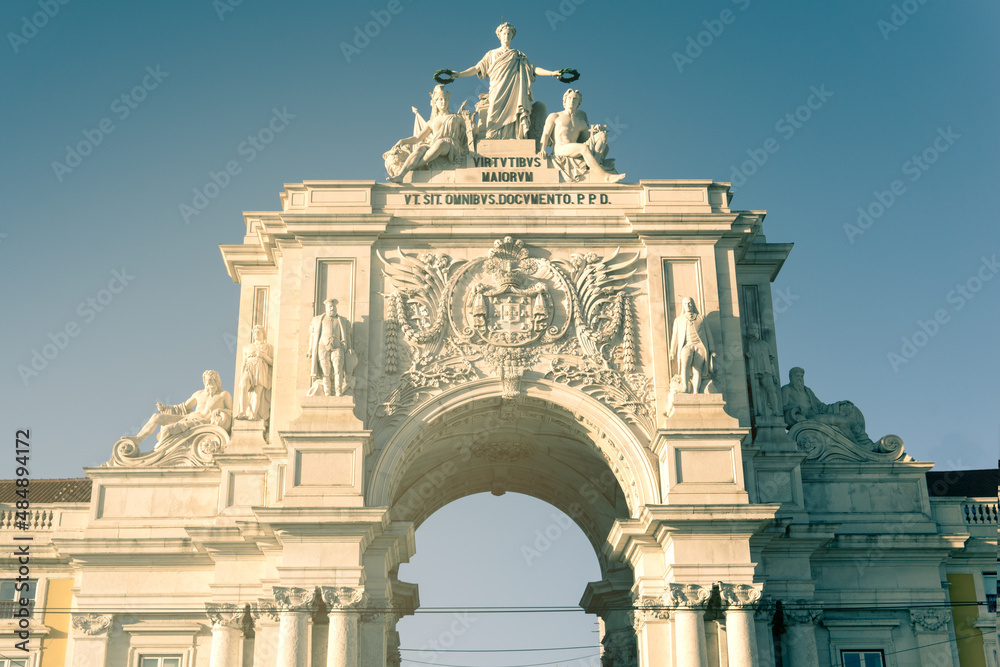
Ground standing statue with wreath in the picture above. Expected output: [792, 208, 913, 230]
[438, 22, 577, 141]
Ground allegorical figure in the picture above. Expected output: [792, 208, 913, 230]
[236, 324, 273, 420]
[130, 370, 233, 445]
[539, 88, 625, 183]
[669, 297, 716, 393]
[744, 323, 780, 418]
[449, 22, 563, 139]
[781, 367, 874, 446]
[385, 85, 470, 182]
[307, 298, 353, 396]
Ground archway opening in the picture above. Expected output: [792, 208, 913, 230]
[397, 493, 604, 667]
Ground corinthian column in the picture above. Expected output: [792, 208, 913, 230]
[206, 603, 246, 667]
[253, 601, 281, 667]
[665, 584, 711, 667]
[321, 586, 367, 667]
[630, 597, 667, 667]
[273, 587, 316, 667]
[782, 601, 820, 667]
[718, 583, 762, 667]
[752, 599, 776, 667]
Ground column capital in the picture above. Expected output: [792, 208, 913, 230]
[321, 585, 367, 611]
[71, 613, 114, 636]
[206, 603, 246, 629]
[782, 600, 821, 626]
[631, 596, 670, 631]
[718, 583, 763, 609]
[387, 647, 402, 667]
[753, 597, 777, 621]
[665, 583, 712, 610]
[273, 586, 316, 612]
[909, 608, 952, 632]
[255, 599, 282, 622]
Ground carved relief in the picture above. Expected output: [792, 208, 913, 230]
[377, 238, 650, 433]
[910, 608, 952, 632]
[273, 586, 316, 612]
[718, 583, 762, 609]
[664, 583, 711, 609]
[470, 440, 536, 463]
[206, 602, 246, 628]
[72, 613, 113, 636]
[782, 601, 821, 626]
[320, 586, 367, 611]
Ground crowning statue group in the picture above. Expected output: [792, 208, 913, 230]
[384, 22, 624, 183]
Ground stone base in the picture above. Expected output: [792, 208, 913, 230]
[292, 395, 364, 431]
[227, 418, 268, 453]
[665, 391, 739, 429]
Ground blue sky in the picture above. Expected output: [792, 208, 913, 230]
[2, 0, 997, 663]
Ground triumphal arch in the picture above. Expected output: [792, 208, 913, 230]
[42, 26, 984, 667]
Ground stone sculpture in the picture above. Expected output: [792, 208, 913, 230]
[780, 367, 873, 446]
[128, 370, 233, 445]
[448, 22, 564, 139]
[539, 88, 624, 183]
[236, 324, 273, 420]
[743, 323, 779, 418]
[307, 298, 353, 397]
[669, 297, 715, 393]
[384, 85, 471, 182]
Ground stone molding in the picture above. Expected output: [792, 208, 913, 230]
[71, 613, 114, 636]
[320, 586, 367, 612]
[664, 583, 711, 610]
[273, 586, 315, 612]
[782, 601, 821, 626]
[206, 602, 246, 628]
[718, 583, 763, 609]
[910, 608, 952, 632]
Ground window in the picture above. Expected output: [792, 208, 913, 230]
[0, 580, 36, 619]
[984, 572, 997, 613]
[140, 658, 182, 667]
[841, 650, 885, 667]
[0, 660, 29, 667]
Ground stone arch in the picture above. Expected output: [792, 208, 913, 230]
[368, 378, 660, 568]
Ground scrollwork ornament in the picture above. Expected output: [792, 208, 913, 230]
[255, 600, 281, 622]
[910, 608, 952, 632]
[321, 586, 367, 611]
[206, 602, 245, 628]
[72, 613, 113, 636]
[665, 583, 711, 609]
[718, 582, 762, 609]
[782, 600, 821, 626]
[273, 586, 315, 612]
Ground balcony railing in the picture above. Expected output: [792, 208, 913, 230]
[987, 594, 997, 613]
[0, 600, 35, 619]
[0, 509, 55, 531]
[963, 502, 998, 524]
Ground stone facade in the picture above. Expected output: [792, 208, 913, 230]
[0, 121, 996, 667]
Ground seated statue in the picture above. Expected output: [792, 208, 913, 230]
[384, 85, 471, 182]
[538, 88, 625, 183]
[128, 370, 233, 446]
[781, 366, 873, 448]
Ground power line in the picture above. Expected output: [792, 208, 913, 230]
[399, 646, 597, 653]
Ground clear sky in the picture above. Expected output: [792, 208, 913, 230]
[2, 0, 997, 664]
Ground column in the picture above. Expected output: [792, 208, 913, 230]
[666, 584, 711, 667]
[909, 609, 956, 667]
[274, 586, 316, 667]
[206, 603, 245, 667]
[321, 586, 366, 667]
[752, 599, 776, 667]
[631, 597, 667, 667]
[782, 602, 820, 667]
[68, 614, 114, 667]
[718, 584, 761, 667]
[253, 601, 281, 667]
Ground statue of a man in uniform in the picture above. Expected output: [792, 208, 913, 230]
[669, 297, 716, 393]
[306, 299, 353, 396]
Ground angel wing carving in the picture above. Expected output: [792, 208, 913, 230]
[378, 249, 464, 365]
[552, 249, 641, 364]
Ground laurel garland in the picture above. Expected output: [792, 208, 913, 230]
[621, 295, 637, 373]
[384, 296, 400, 375]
